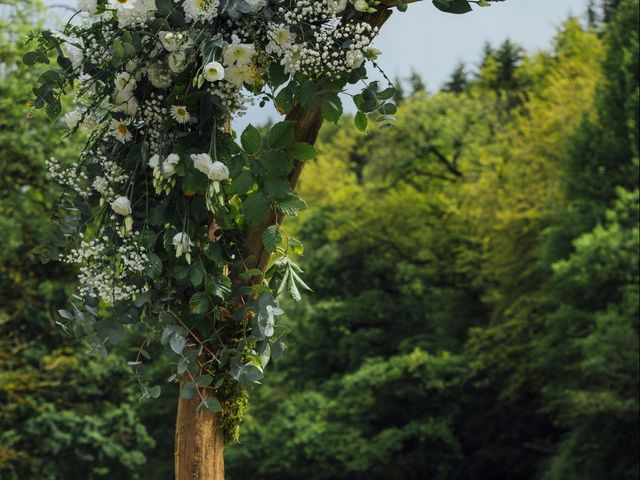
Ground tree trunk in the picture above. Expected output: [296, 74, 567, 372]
[175, 378, 225, 480]
[174, 7, 396, 480]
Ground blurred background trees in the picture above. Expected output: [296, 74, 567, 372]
[1, 0, 637, 479]
[0, 3, 154, 479]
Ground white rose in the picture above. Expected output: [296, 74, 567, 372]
[111, 196, 132, 216]
[191, 153, 214, 177]
[335, 0, 348, 13]
[162, 153, 181, 176]
[207, 161, 230, 181]
[115, 71, 136, 92]
[203, 61, 225, 82]
[148, 154, 160, 169]
[158, 31, 178, 52]
[115, 95, 139, 117]
[64, 109, 82, 130]
[168, 51, 188, 73]
[244, 0, 267, 12]
[78, 0, 97, 14]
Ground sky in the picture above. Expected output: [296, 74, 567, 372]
[43, 0, 588, 128]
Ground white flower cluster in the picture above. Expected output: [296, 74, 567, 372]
[139, 93, 172, 154]
[276, 0, 378, 78]
[46, 157, 92, 197]
[46, 0, 382, 313]
[92, 159, 128, 203]
[65, 232, 148, 303]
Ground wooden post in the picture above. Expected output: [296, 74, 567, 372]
[174, 7, 395, 480]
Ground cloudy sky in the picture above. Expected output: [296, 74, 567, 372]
[43, 0, 588, 127]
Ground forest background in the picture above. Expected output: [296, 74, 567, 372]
[0, 0, 638, 479]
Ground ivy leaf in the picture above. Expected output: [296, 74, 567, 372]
[287, 142, 318, 161]
[276, 194, 307, 216]
[355, 111, 368, 132]
[243, 191, 270, 226]
[262, 225, 282, 254]
[241, 125, 262, 155]
[268, 121, 295, 149]
[189, 292, 210, 315]
[321, 94, 343, 124]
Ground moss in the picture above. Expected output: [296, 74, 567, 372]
[219, 379, 249, 444]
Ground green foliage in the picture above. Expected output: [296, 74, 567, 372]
[226, 10, 639, 480]
[0, 3, 154, 478]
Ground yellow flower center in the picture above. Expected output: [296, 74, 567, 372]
[117, 124, 128, 135]
[177, 108, 186, 116]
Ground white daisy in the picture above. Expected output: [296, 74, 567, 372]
[108, 0, 137, 11]
[170, 105, 191, 124]
[110, 118, 133, 143]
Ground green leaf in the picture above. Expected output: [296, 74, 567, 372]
[241, 125, 262, 155]
[321, 94, 343, 124]
[268, 121, 295, 149]
[190, 261, 205, 287]
[297, 80, 319, 110]
[264, 177, 291, 199]
[200, 397, 222, 413]
[262, 225, 282, 254]
[355, 111, 368, 132]
[287, 142, 318, 161]
[268, 62, 288, 88]
[432, 0, 472, 14]
[276, 194, 307, 216]
[275, 83, 295, 114]
[196, 374, 214, 386]
[149, 385, 162, 398]
[260, 151, 294, 176]
[181, 381, 197, 400]
[58, 309, 73, 320]
[170, 333, 186, 354]
[147, 253, 163, 279]
[189, 292, 210, 315]
[206, 275, 232, 300]
[243, 191, 270, 226]
[229, 170, 255, 195]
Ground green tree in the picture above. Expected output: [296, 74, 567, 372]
[0, 3, 154, 478]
